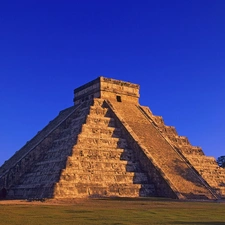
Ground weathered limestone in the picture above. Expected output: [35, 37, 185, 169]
[74, 77, 139, 105]
[139, 104, 225, 198]
[54, 99, 155, 198]
[0, 76, 224, 199]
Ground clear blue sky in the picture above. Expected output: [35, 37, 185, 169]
[0, 1, 224, 166]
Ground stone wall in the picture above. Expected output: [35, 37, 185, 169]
[73, 76, 140, 105]
[100, 77, 139, 103]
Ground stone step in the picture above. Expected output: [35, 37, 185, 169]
[80, 125, 121, 138]
[151, 115, 164, 127]
[92, 98, 105, 107]
[59, 171, 149, 184]
[47, 146, 72, 153]
[218, 187, 225, 196]
[23, 170, 59, 179]
[15, 176, 57, 187]
[21, 170, 60, 177]
[206, 179, 224, 186]
[9, 185, 54, 199]
[171, 136, 190, 146]
[194, 165, 220, 171]
[65, 160, 141, 172]
[76, 136, 128, 149]
[41, 150, 72, 161]
[50, 138, 77, 149]
[54, 183, 154, 197]
[89, 106, 110, 117]
[72, 145, 128, 152]
[201, 175, 225, 182]
[11, 182, 155, 199]
[188, 156, 218, 165]
[52, 136, 72, 143]
[71, 148, 136, 161]
[31, 161, 65, 171]
[179, 146, 204, 155]
[70, 115, 89, 126]
[59, 127, 72, 137]
[199, 169, 225, 176]
[19, 173, 60, 185]
[85, 115, 116, 127]
[35, 159, 65, 166]
[18, 163, 65, 180]
[163, 126, 178, 136]
[210, 187, 225, 196]
[201, 175, 225, 183]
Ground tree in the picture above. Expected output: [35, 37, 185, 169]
[217, 156, 225, 168]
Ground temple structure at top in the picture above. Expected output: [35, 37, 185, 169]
[73, 76, 140, 105]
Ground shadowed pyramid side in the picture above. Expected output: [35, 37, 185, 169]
[0, 101, 91, 199]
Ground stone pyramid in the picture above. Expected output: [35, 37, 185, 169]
[0, 77, 224, 200]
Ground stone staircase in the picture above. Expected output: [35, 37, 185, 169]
[107, 100, 217, 200]
[139, 105, 225, 198]
[186, 156, 225, 195]
[54, 99, 155, 198]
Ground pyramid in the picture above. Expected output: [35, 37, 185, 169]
[0, 76, 225, 200]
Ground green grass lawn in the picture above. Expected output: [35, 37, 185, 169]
[0, 198, 225, 225]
